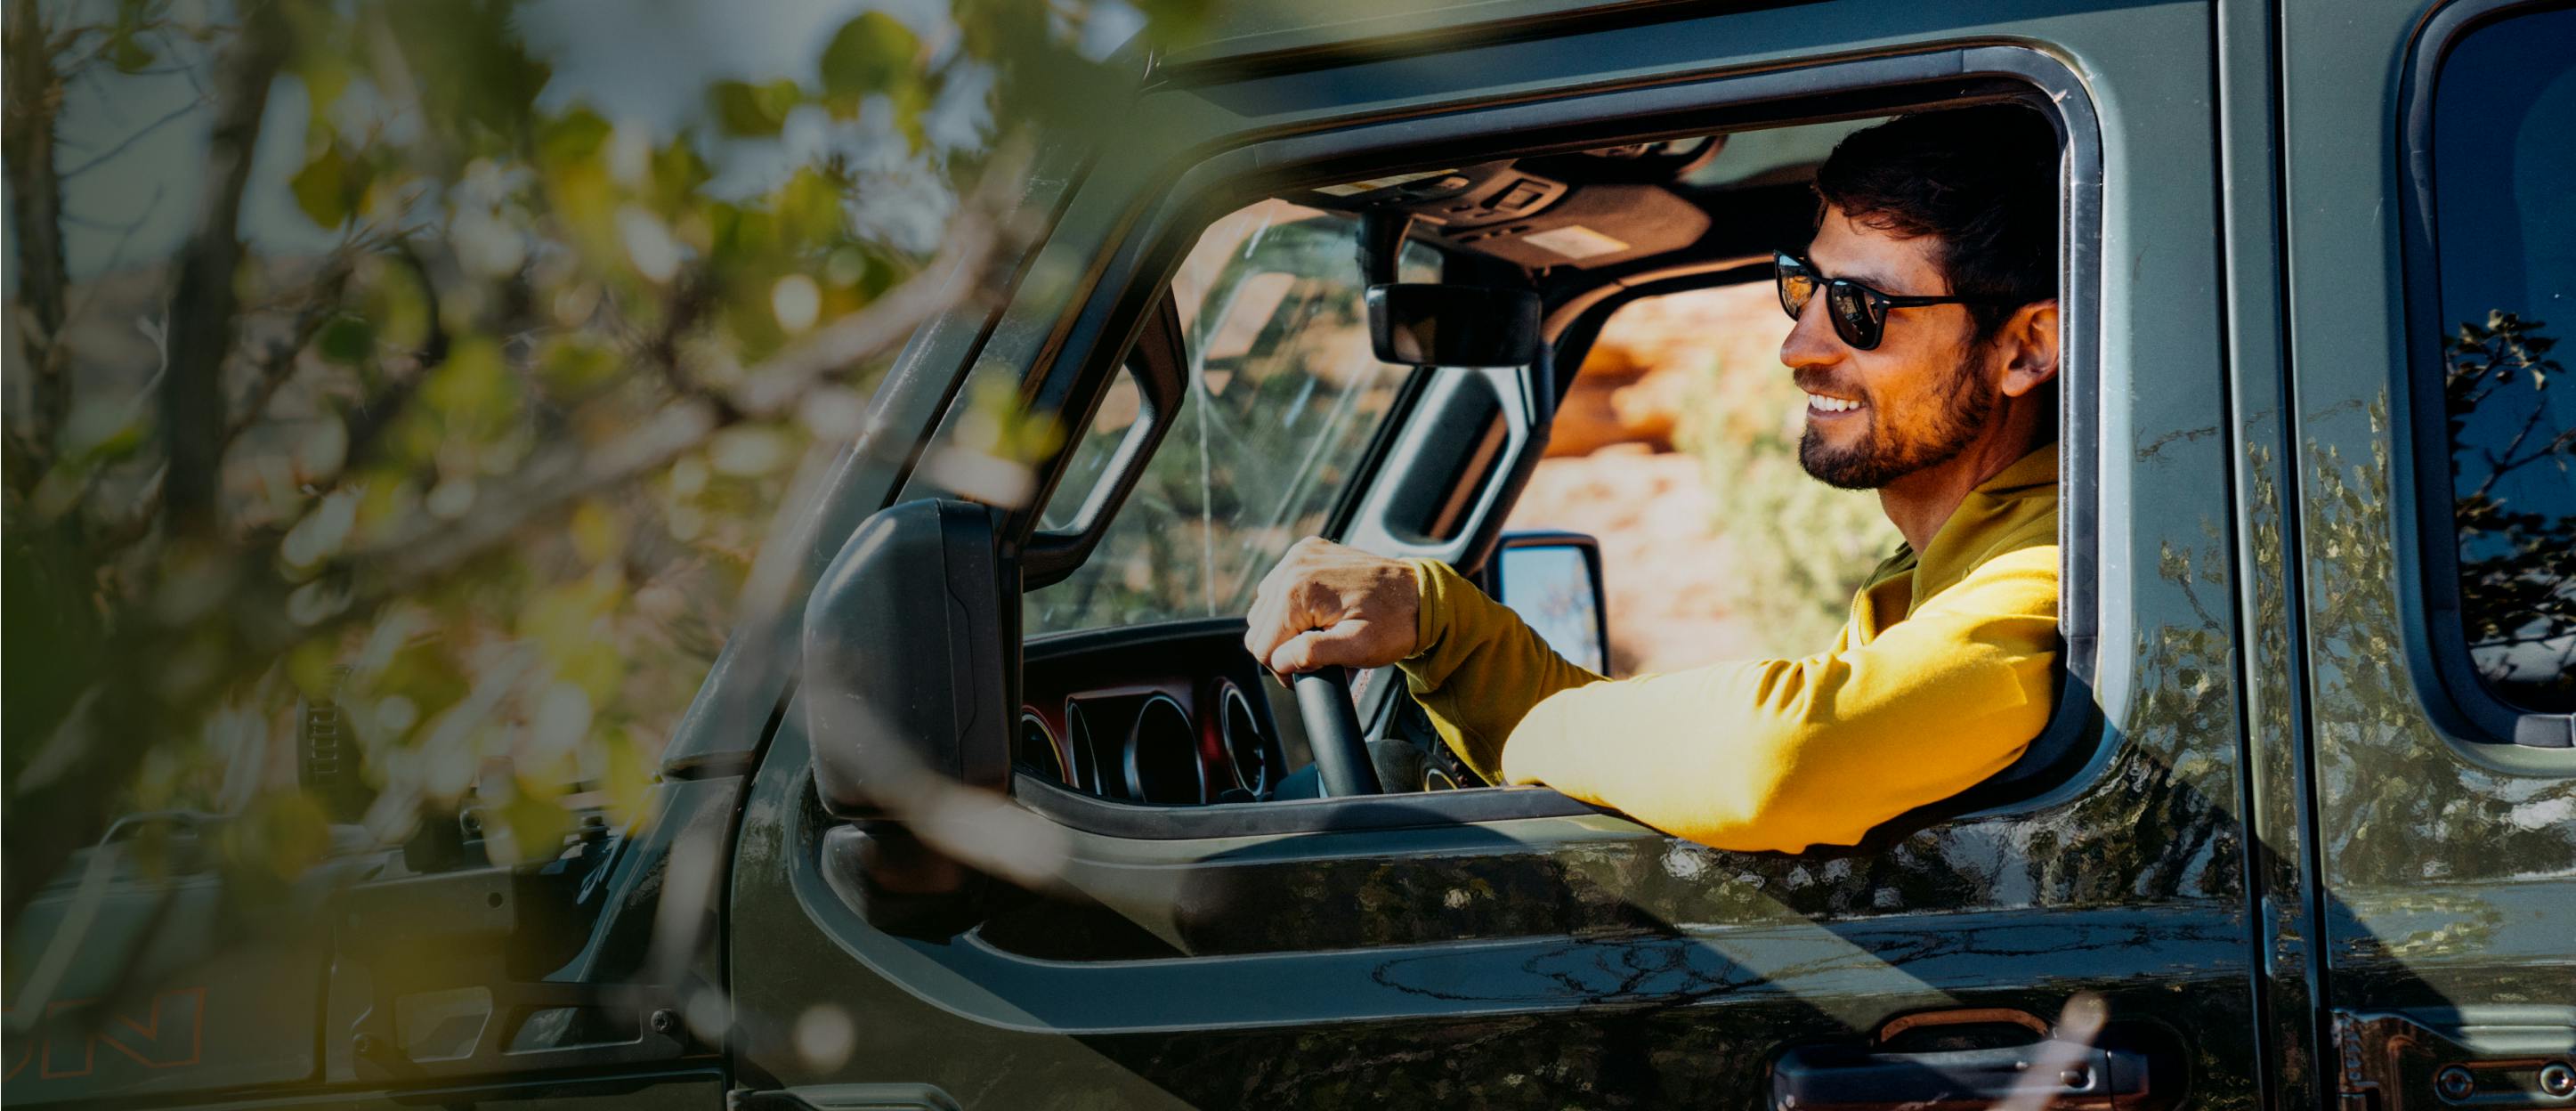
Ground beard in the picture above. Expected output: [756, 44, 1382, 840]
[1798, 347, 1997, 491]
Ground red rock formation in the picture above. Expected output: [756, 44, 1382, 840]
[1510, 283, 1812, 676]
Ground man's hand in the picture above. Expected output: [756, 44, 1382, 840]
[1243, 538, 1422, 677]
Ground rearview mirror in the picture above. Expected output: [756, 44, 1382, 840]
[1366, 283, 1543, 369]
[1480, 531, 1610, 674]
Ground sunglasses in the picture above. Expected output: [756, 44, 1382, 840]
[1772, 250, 2007, 351]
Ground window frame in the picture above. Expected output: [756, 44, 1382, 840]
[1001, 44, 2110, 836]
[2394, 0, 2576, 750]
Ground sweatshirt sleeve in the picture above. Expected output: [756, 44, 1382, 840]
[1397, 547, 2060, 853]
[1393, 558, 1610, 783]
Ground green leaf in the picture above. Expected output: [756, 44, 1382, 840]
[536, 336, 617, 394]
[819, 12, 919, 108]
[281, 0, 354, 129]
[1130, 0, 1220, 48]
[890, 83, 931, 153]
[710, 78, 802, 137]
[378, 0, 551, 160]
[647, 140, 712, 215]
[538, 108, 614, 172]
[422, 336, 512, 426]
[774, 167, 843, 247]
[110, 33, 158, 74]
[317, 316, 374, 364]
[706, 201, 768, 259]
[359, 256, 432, 351]
[289, 146, 371, 229]
[109, 0, 158, 72]
[290, 149, 351, 227]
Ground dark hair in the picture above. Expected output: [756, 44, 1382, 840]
[1812, 104, 2060, 340]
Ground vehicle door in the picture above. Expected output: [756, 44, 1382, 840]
[730, 4, 2264, 1107]
[2264, 0, 2576, 1102]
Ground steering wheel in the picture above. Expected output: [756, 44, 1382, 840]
[1291, 667, 1384, 796]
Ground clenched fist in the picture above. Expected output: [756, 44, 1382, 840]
[1242, 537, 1422, 677]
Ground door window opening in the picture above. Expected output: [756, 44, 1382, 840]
[1005, 73, 2100, 843]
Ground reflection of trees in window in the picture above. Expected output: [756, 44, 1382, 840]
[2444, 312, 2574, 710]
[2302, 393, 2576, 889]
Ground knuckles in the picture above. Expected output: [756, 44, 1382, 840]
[1243, 538, 1359, 663]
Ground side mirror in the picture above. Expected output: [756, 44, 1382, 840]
[1366, 283, 1543, 369]
[802, 499, 1015, 941]
[1478, 531, 1610, 675]
[802, 499, 1012, 816]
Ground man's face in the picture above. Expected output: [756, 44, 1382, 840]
[1780, 207, 1998, 490]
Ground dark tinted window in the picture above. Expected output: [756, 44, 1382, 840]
[2430, 5, 2576, 711]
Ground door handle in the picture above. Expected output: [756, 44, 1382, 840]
[1770, 1036, 2155, 1110]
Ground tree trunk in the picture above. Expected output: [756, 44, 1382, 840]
[158, 4, 287, 535]
[3, 5, 288, 930]
[4, 0, 70, 462]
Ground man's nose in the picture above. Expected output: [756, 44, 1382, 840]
[1778, 296, 1843, 371]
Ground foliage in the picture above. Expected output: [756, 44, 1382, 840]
[1674, 345, 1902, 657]
[2295, 389, 2576, 887]
[0, 0, 1182, 936]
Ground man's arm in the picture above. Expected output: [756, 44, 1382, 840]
[1408, 546, 2059, 852]
[1392, 558, 1608, 781]
[1238, 539, 1611, 776]
[1243, 536, 2060, 853]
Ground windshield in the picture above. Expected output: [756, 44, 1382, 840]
[1025, 201, 1439, 634]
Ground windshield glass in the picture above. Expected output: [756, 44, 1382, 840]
[1025, 201, 1438, 634]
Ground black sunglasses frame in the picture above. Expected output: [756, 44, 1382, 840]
[1772, 249, 2009, 351]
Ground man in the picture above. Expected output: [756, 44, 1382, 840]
[1240, 105, 2063, 852]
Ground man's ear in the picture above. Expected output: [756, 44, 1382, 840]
[1997, 299, 2060, 398]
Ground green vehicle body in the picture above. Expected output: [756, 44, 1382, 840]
[8, 0, 2572, 1107]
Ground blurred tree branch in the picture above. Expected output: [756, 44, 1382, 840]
[223, 264, 352, 445]
[362, 142, 1023, 611]
[336, 240, 448, 466]
[2, 0, 1090, 968]
[159, 0, 286, 536]
[4, 82, 1029, 925]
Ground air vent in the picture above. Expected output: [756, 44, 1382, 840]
[1219, 684, 1268, 795]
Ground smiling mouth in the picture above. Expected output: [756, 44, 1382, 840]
[1805, 393, 1862, 414]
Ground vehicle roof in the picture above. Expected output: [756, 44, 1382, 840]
[1147, 0, 1710, 82]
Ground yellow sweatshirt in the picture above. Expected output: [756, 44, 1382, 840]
[1397, 443, 2061, 852]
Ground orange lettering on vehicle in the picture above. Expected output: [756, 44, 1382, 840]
[4, 988, 207, 1082]
[4, 1018, 27, 1082]
[101, 986, 206, 1068]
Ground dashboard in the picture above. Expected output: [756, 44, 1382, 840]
[1017, 620, 1285, 806]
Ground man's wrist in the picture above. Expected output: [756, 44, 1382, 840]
[1402, 557, 1455, 664]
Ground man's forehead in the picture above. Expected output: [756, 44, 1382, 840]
[1810, 207, 1946, 291]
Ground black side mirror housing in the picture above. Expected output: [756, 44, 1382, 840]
[1366, 283, 1543, 369]
[802, 499, 1012, 820]
[801, 498, 1017, 941]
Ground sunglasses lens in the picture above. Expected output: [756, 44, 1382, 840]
[1827, 281, 1882, 350]
[1775, 255, 1815, 320]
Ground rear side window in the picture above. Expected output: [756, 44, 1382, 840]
[2426, 4, 2576, 712]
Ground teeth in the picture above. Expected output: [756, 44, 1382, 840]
[1806, 394, 1859, 413]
